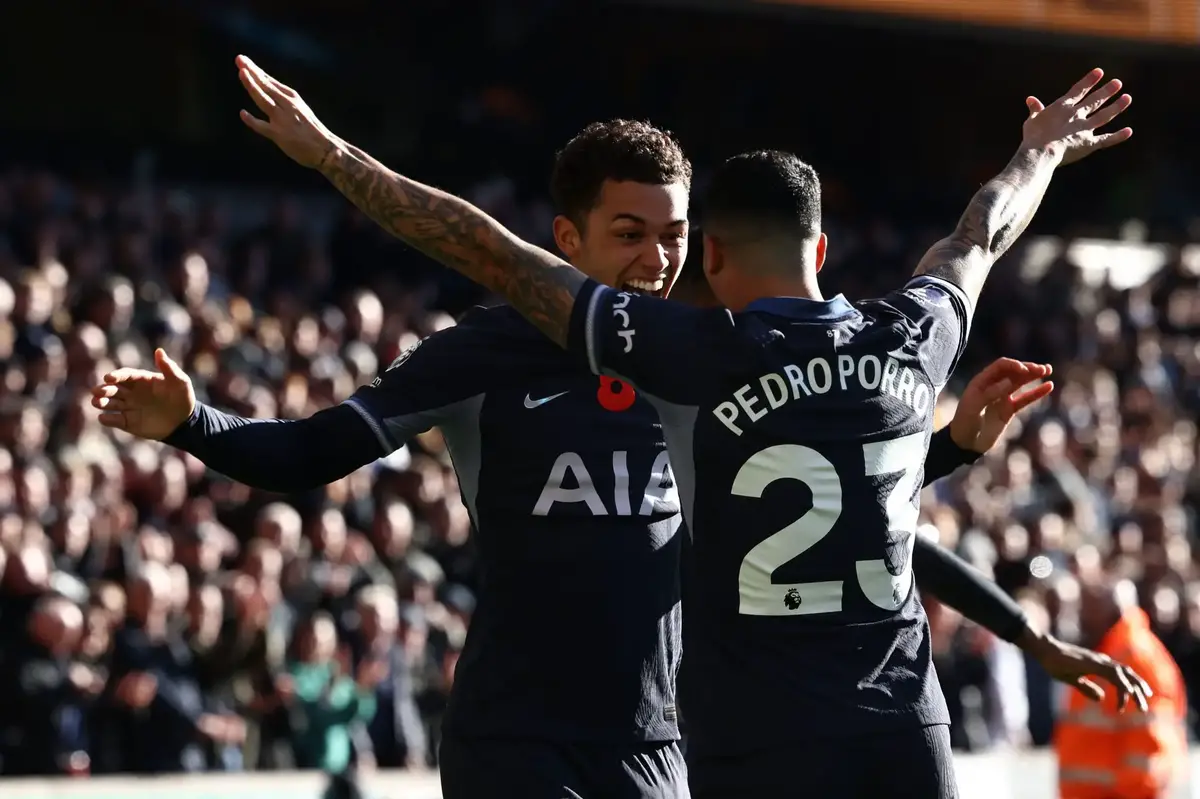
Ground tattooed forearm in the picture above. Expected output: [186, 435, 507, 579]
[914, 146, 1063, 305]
[317, 140, 585, 347]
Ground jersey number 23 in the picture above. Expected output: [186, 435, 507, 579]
[732, 432, 924, 616]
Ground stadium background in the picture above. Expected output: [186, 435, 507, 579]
[1, 0, 1198, 796]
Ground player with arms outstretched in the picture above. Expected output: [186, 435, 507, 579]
[227, 61, 1134, 797]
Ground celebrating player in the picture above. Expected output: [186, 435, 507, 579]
[227, 58, 1134, 798]
[96, 62, 1144, 798]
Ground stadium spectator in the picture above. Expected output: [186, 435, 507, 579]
[280, 611, 382, 773]
[1055, 577, 1188, 798]
[0, 595, 94, 776]
[348, 584, 428, 769]
[107, 561, 247, 772]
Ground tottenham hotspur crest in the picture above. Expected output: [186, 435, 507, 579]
[388, 338, 424, 371]
[372, 338, 424, 387]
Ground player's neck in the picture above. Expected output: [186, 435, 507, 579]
[722, 274, 823, 312]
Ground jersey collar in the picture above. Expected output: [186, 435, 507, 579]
[744, 294, 855, 321]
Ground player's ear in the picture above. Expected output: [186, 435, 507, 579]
[553, 215, 583, 261]
[702, 232, 724, 278]
[813, 232, 828, 274]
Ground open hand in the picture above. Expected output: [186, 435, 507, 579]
[1021, 68, 1132, 165]
[91, 348, 195, 441]
[949, 357, 1053, 453]
[236, 55, 338, 169]
[1020, 630, 1152, 712]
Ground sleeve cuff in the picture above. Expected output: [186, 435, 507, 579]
[162, 403, 205, 450]
[925, 426, 982, 483]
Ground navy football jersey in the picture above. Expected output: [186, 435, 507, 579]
[568, 276, 971, 757]
[344, 306, 683, 743]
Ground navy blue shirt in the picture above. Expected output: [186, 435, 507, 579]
[568, 276, 972, 757]
[346, 306, 683, 743]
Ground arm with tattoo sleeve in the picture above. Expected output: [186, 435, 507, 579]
[913, 69, 1133, 308]
[317, 142, 585, 347]
[912, 147, 1060, 308]
[235, 57, 587, 348]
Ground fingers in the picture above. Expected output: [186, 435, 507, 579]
[97, 411, 128, 431]
[91, 391, 129, 411]
[1086, 93, 1132, 129]
[975, 378, 1016, 408]
[1009, 381, 1055, 414]
[1106, 662, 1136, 711]
[235, 56, 303, 141]
[240, 110, 275, 139]
[261, 71, 298, 99]
[91, 377, 157, 412]
[238, 67, 277, 116]
[1074, 677, 1106, 703]
[981, 358, 1051, 384]
[1128, 668, 1154, 700]
[236, 55, 290, 102]
[1062, 68, 1105, 105]
[1092, 127, 1134, 151]
[102, 367, 159, 385]
[1118, 666, 1150, 712]
[963, 358, 1048, 399]
[1025, 96, 1045, 116]
[1077, 78, 1123, 116]
[967, 356, 1026, 388]
[1024, 362, 1052, 379]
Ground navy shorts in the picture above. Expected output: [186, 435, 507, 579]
[439, 735, 689, 799]
[688, 724, 958, 799]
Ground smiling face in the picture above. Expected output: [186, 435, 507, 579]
[548, 119, 693, 297]
[553, 179, 689, 298]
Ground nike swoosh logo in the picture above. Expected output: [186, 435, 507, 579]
[524, 391, 568, 409]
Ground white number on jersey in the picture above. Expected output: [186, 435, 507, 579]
[732, 432, 926, 616]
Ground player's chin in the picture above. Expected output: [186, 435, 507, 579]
[621, 278, 667, 298]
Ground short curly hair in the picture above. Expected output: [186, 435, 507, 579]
[550, 119, 692, 228]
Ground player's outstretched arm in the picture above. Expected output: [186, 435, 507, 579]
[912, 540, 1152, 711]
[91, 349, 383, 493]
[914, 68, 1132, 307]
[234, 55, 584, 348]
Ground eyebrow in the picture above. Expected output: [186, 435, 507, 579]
[610, 213, 688, 227]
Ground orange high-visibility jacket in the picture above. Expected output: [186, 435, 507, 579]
[1054, 608, 1188, 799]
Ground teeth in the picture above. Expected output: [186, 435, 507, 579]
[625, 278, 665, 293]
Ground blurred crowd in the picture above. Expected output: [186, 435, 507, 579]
[0, 169, 479, 776]
[0, 151, 1199, 777]
[919, 244, 1200, 750]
